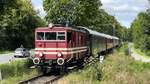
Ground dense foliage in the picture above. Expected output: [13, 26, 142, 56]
[130, 10, 150, 55]
[43, 0, 126, 38]
[0, 0, 45, 50]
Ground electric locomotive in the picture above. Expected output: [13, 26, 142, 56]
[33, 23, 119, 73]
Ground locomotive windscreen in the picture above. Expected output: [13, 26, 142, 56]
[36, 32, 66, 41]
[37, 32, 44, 40]
[45, 32, 56, 40]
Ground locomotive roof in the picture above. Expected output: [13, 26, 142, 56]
[36, 24, 119, 40]
[77, 26, 119, 40]
[36, 26, 87, 33]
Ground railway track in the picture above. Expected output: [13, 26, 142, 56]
[18, 74, 63, 84]
[18, 66, 76, 84]
[18, 61, 90, 84]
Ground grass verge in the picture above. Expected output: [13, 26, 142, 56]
[0, 59, 38, 84]
[58, 46, 150, 84]
[0, 51, 13, 54]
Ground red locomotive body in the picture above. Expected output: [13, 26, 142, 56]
[33, 24, 88, 71]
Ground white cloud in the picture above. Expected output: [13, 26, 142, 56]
[101, 0, 149, 27]
[101, 0, 114, 4]
[31, 0, 46, 18]
[103, 4, 146, 14]
[34, 6, 46, 17]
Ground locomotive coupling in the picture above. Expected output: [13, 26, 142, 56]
[57, 58, 64, 65]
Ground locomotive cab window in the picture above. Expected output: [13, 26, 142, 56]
[37, 32, 44, 40]
[45, 32, 56, 40]
[57, 32, 65, 40]
[36, 32, 65, 41]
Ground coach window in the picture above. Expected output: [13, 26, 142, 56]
[37, 32, 44, 40]
[57, 32, 65, 40]
[45, 32, 56, 40]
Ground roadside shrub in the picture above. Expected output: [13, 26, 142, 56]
[0, 59, 34, 79]
[83, 59, 102, 81]
[24, 58, 34, 68]
[145, 51, 150, 57]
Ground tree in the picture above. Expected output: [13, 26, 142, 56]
[43, 0, 125, 39]
[0, 0, 46, 50]
[130, 12, 150, 56]
[44, 0, 101, 26]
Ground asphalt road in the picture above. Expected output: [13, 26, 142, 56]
[0, 53, 25, 64]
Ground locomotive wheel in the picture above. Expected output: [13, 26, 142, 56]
[59, 65, 68, 75]
[38, 66, 48, 75]
[50, 65, 67, 75]
[42, 67, 48, 75]
[77, 59, 84, 69]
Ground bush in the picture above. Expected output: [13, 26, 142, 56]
[146, 51, 150, 56]
[83, 59, 102, 81]
[118, 42, 131, 56]
[0, 59, 34, 79]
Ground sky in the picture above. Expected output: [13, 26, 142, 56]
[31, 0, 149, 28]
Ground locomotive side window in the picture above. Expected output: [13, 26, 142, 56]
[67, 32, 72, 43]
[57, 32, 65, 40]
[45, 32, 56, 40]
[37, 32, 44, 40]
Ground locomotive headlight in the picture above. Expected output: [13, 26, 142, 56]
[57, 52, 62, 57]
[39, 52, 43, 57]
[48, 23, 54, 28]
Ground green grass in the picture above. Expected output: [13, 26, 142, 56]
[0, 59, 38, 84]
[0, 70, 38, 84]
[58, 46, 150, 84]
[0, 51, 13, 54]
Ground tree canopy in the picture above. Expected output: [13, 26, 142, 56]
[130, 10, 150, 56]
[43, 0, 125, 38]
[0, 0, 46, 50]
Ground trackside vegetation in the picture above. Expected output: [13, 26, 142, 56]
[58, 46, 150, 84]
[0, 51, 12, 54]
[0, 59, 38, 84]
[129, 0, 150, 56]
